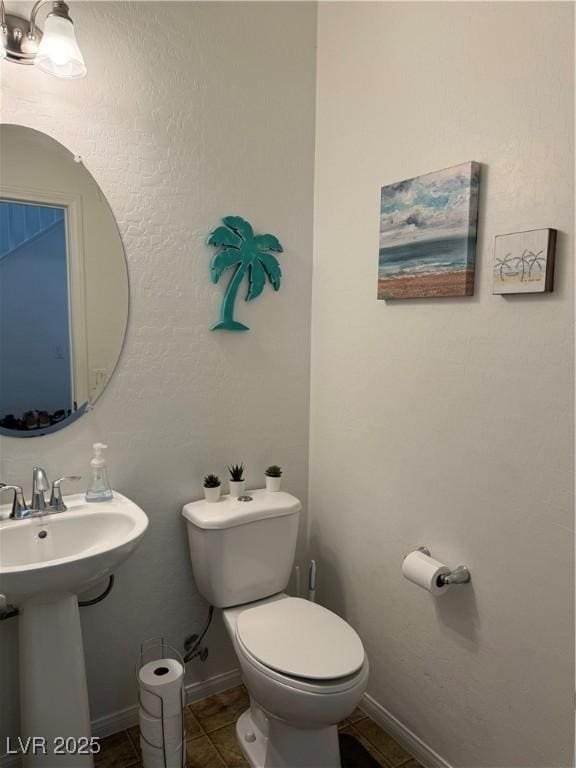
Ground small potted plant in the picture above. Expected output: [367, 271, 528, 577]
[203, 474, 221, 503]
[265, 465, 282, 492]
[228, 463, 245, 497]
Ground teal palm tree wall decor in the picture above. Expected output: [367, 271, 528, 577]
[207, 216, 283, 331]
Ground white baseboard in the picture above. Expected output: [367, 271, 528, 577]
[185, 668, 242, 705]
[361, 693, 453, 768]
[0, 668, 242, 768]
[92, 667, 242, 738]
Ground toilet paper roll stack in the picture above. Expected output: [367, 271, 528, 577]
[140, 733, 183, 768]
[138, 658, 185, 768]
[402, 549, 451, 595]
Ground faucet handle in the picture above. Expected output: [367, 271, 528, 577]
[49, 475, 82, 512]
[1, 485, 28, 519]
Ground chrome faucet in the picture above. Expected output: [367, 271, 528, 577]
[31, 467, 49, 511]
[0, 468, 82, 521]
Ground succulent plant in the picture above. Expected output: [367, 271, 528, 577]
[265, 465, 282, 478]
[228, 463, 245, 481]
[203, 474, 221, 488]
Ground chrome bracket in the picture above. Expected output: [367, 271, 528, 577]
[2, 13, 42, 64]
[415, 546, 471, 586]
[416, 546, 431, 557]
[439, 565, 471, 586]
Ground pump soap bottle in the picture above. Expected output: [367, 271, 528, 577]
[86, 443, 114, 502]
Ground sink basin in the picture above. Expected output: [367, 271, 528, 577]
[0, 491, 148, 766]
[0, 492, 148, 605]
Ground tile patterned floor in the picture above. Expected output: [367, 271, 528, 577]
[95, 685, 423, 768]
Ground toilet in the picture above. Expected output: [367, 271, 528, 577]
[182, 490, 369, 768]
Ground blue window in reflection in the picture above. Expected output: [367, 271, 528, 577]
[0, 200, 73, 431]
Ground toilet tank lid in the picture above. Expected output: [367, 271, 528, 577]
[182, 489, 301, 530]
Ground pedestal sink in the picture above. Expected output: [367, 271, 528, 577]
[0, 492, 148, 767]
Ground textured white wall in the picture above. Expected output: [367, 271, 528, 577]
[310, 3, 574, 767]
[0, 1, 316, 741]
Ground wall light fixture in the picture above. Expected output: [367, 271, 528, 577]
[0, 0, 86, 78]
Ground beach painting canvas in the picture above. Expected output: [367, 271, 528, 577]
[378, 162, 480, 299]
[493, 228, 556, 294]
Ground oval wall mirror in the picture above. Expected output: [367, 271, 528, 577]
[0, 124, 129, 437]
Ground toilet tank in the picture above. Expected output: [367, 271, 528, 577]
[182, 490, 301, 608]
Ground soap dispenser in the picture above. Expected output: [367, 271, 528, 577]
[86, 443, 113, 502]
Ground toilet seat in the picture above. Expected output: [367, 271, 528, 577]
[236, 633, 368, 695]
[235, 597, 365, 688]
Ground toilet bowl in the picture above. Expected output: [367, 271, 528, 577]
[182, 491, 369, 768]
[222, 594, 369, 767]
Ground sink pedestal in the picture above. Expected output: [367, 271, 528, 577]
[1, 492, 149, 766]
[19, 593, 93, 767]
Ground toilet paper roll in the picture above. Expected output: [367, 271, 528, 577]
[402, 550, 451, 595]
[138, 658, 184, 718]
[140, 736, 184, 768]
[139, 707, 184, 749]
[140, 738, 164, 768]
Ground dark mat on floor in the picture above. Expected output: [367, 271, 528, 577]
[339, 733, 381, 767]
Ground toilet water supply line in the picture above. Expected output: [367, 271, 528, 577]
[293, 561, 317, 601]
[308, 560, 317, 602]
[183, 605, 214, 664]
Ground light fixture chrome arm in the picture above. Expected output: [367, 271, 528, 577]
[28, 0, 47, 39]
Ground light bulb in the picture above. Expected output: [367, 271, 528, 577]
[36, 13, 86, 78]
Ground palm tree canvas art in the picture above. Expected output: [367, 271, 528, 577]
[493, 229, 556, 294]
[207, 216, 283, 330]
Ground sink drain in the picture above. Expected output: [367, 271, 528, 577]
[38, 530, 48, 539]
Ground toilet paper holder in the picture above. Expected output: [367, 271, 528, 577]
[137, 637, 186, 767]
[416, 547, 471, 586]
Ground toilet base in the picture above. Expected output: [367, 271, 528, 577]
[236, 708, 341, 768]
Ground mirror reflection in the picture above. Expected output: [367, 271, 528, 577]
[0, 125, 129, 437]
